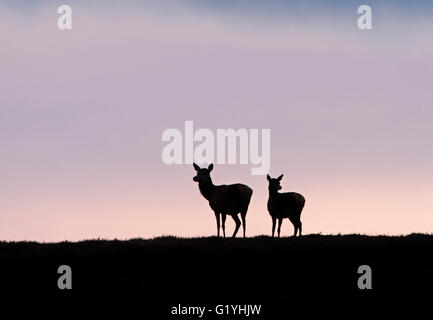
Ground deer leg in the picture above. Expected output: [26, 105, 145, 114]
[214, 212, 220, 237]
[293, 219, 302, 237]
[271, 217, 276, 237]
[240, 211, 247, 238]
[221, 213, 227, 238]
[277, 218, 283, 238]
[231, 214, 241, 238]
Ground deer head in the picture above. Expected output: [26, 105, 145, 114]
[193, 163, 214, 184]
[267, 174, 283, 193]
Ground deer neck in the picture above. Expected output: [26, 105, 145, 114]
[198, 180, 215, 201]
[268, 187, 279, 197]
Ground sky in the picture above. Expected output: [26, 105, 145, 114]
[1, 0, 433, 241]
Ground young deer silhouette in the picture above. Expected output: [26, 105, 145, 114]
[267, 174, 305, 237]
[193, 163, 253, 238]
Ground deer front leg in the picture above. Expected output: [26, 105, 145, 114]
[271, 217, 276, 237]
[221, 213, 226, 238]
[214, 212, 220, 237]
[277, 218, 283, 238]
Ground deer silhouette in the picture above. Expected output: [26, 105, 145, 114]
[193, 163, 253, 238]
[267, 174, 305, 237]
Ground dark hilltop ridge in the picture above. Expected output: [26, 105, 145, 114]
[1, 234, 432, 311]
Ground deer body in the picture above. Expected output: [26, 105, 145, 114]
[193, 163, 253, 238]
[267, 174, 305, 237]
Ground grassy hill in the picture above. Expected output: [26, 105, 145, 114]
[1, 234, 432, 316]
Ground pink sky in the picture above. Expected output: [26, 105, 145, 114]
[1, 3, 433, 241]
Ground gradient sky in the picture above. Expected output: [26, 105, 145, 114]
[1, 0, 433, 241]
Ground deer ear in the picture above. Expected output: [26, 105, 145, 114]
[267, 174, 271, 181]
[193, 163, 200, 172]
[208, 163, 214, 172]
[277, 174, 284, 181]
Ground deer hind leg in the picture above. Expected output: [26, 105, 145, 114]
[297, 220, 302, 237]
[221, 213, 227, 238]
[240, 211, 247, 238]
[214, 212, 220, 237]
[293, 217, 302, 237]
[271, 217, 276, 237]
[231, 214, 241, 238]
[277, 218, 283, 238]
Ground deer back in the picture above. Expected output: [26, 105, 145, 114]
[209, 184, 252, 214]
[268, 192, 305, 218]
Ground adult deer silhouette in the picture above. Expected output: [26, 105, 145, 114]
[267, 174, 305, 237]
[193, 163, 253, 238]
